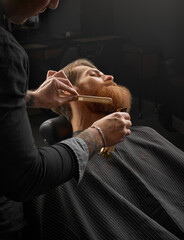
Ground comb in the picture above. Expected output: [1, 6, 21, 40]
[58, 89, 112, 104]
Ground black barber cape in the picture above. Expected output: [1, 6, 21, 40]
[30, 126, 184, 240]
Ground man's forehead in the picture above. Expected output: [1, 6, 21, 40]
[75, 65, 97, 73]
[75, 66, 103, 80]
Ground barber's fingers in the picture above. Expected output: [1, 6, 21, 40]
[47, 70, 57, 78]
[123, 126, 131, 137]
[118, 112, 131, 123]
[124, 128, 131, 136]
[124, 116, 132, 131]
[121, 112, 132, 132]
[47, 70, 70, 86]
[57, 94, 78, 105]
[47, 69, 66, 79]
[53, 70, 74, 88]
[123, 112, 131, 120]
[56, 78, 78, 96]
[53, 69, 67, 78]
[47, 70, 78, 95]
[115, 112, 132, 138]
[45, 69, 77, 95]
[41, 76, 78, 97]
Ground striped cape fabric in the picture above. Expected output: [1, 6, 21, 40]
[29, 126, 184, 240]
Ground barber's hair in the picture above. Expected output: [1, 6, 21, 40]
[53, 58, 96, 121]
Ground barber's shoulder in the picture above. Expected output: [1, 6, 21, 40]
[0, 26, 10, 40]
[0, 26, 28, 65]
[0, 26, 22, 48]
[0, 26, 19, 51]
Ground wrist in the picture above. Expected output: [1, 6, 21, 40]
[77, 128, 103, 158]
[26, 90, 42, 108]
[90, 126, 106, 147]
[26, 91, 34, 107]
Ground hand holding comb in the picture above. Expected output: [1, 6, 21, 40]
[58, 89, 112, 104]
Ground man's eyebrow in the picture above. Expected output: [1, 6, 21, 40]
[86, 68, 103, 75]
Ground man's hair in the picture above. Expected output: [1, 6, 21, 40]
[53, 58, 96, 120]
[62, 58, 96, 85]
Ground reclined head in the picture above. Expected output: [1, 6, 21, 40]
[53, 58, 132, 122]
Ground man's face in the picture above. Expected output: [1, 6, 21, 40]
[75, 66, 132, 114]
[2, 0, 59, 24]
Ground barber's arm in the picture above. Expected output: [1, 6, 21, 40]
[1, 111, 131, 202]
[0, 45, 83, 201]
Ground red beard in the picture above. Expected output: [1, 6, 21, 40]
[78, 81, 132, 114]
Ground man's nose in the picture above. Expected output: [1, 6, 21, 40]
[48, 0, 59, 10]
[103, 75, 114, 82]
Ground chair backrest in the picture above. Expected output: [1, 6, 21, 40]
[39, 116, 73, 145]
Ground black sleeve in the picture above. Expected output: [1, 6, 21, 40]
[0, 28, 88, 201]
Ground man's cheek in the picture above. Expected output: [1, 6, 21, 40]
[78, 85, 99, 96]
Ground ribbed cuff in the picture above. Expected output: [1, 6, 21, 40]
[61, 137, 89, 183]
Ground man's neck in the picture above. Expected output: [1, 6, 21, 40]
[70, 102, 106, 133]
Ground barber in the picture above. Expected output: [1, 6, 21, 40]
[0, 0, 132, 208]
[0, 1, 131, 239]
[0, 0, 131, 199]
[0, 1, 131, 201]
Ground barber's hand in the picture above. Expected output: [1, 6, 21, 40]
[31, 70, 78, 108]
[91, 112, 132, 147]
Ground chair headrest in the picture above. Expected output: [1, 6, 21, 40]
[39, 116, 73, 145]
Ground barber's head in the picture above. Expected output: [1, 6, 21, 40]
[1, 0, 59, 24]
[54, 59, 132, 121]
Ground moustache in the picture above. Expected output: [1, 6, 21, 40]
[103, 80, 117, 87]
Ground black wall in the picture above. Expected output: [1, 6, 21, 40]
[80, 0, 113, 36]
[113, 0, 184, 63]
[45, 0, 184, 65]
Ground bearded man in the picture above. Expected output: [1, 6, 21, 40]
[29, 59, 184, 240]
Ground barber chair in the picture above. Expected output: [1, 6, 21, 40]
[39, 116, 73, 145]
